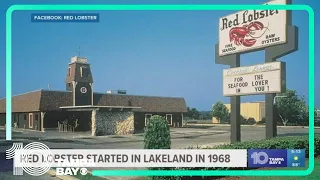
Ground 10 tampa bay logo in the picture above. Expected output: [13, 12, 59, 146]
[248, 149, 287, 168]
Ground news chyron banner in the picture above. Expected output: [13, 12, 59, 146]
[248, 149, 306, 168]
[6, 142, 306, 177]
[6, 142, 247, 177]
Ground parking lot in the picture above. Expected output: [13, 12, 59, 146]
[1, 125, 318, 150]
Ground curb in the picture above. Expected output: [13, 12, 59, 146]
[188, 142, 229, 149]
[46, 169, 80, 180]
[70, 132, 228, 144]
[302, 126, 320, 129]
[0, 126, 44, 133]
[186, 124, 320, 129]
[186, 124, 265, 127]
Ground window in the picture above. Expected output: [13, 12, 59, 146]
[29, 114, 33, 128]
[145, 114, 152, 126]
[166, 114, 173, 125]
[80, 67, 89, 77]
[68, 67, 71, 77]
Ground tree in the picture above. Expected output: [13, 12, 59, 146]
[315, 109, 320, 126]
[199, 111, 212, 120]
[275, 89, 308, 126]
[304, 108, 319, 126]
[185, 107, 200, 120]
[212, 101, 230, 123]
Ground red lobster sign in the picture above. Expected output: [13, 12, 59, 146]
[229, 21, 268, 47]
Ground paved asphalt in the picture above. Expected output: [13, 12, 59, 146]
[0, 125, 318, 179]
[2, 125, 318, 149]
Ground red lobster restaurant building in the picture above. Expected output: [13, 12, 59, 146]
[0, 56, 188, 135]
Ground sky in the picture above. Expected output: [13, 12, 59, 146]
[0, 0, 319, 111]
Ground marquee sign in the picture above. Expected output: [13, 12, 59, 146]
[219, 0, 288, 56]
[223, 62, 285, 96]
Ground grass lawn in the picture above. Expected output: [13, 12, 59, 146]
[240, 159, 320, 180]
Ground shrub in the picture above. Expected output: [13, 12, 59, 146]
[211, 136, 318, 155]
[257, 117, 266, 125]
[240, 115, 248, 125]
[297, 120, 309, 126]
[240, 116, 256, 125]
[286, 122, 298, 126]
[246, 117, 256, 125]
[144, 115, 171, 149]
[144, 115, 171, 180]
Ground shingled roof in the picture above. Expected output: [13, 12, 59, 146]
[0, 89, 188, 113]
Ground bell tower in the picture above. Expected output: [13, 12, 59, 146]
[65, 56, 93, 106]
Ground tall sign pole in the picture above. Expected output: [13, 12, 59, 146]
[215, 0, 298, 143]
[215, 45, 241, 143]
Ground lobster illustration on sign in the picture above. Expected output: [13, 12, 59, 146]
[229, 21, 269, 47]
